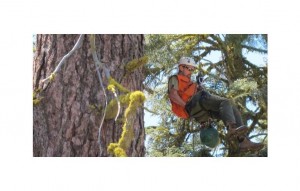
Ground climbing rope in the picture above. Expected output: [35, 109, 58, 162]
[90, 35, 107, 154]
[89, 34, 121, 155]
[95, 67, 108, 149]
[41, 34, 84, 83]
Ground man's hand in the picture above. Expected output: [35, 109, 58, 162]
[197, 84, 204, 92]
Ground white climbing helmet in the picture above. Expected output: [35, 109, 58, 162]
[178, 57, 197, 68]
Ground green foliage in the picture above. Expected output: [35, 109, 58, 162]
[228, 78, 258, 101]
[145, 124, 190, 157]
[144, 34, 268, 157]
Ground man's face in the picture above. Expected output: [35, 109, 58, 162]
[180, 65, 196, 78]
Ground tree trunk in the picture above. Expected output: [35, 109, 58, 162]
[33, 34, 145, 157]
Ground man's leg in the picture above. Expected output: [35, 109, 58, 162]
[198, 91, 263, 152]
[185, 92, 211, 123]
[198, 92, 243, 128]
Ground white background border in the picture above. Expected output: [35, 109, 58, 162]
[1, 0, 300, 190]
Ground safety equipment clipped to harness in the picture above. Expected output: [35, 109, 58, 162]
[200, 123, 220, 148]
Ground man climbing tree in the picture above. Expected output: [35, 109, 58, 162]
[168, 57, 264, 153]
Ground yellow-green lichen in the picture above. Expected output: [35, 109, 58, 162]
[125, 56, 148, 73]
[49, 72, 56, 82]
[89, 34, 96, 51]
[33, 99, 42, 106]
[107, 143, 118, 155]
[124, 91, 145, 117]
[105, 77, 132, 120]
[113, 147, 127, 157]
[107, 90, 146, 157]
[33, 88, 43, 106]
[107, 84, 116, 93]
[88, 104, 102, 115]
[105, 94, 131, 120]
[108, 77, 130, 93]
[105, 99, 118, 120]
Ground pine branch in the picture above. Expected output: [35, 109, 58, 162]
[209, 35, 228, 56]
[248, 115, 259, 133]
[242, 44, 267, 54]
[232, 92, 251, 100]
[243, 58, 267, 70]
[143, 106, 159, 115]
[248, 133, 268, 139]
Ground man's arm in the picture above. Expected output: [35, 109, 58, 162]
[168, 88, 186, 107]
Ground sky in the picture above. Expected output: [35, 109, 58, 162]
[1, 0, 300, 191]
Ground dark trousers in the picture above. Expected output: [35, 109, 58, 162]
[185, 91, 243, 127]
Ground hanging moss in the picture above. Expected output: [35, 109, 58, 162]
[105, 94, 131, 120]
[108, 77, 130, 93]
[106, 76, 146, 156]
[107, 91, 146, 157]
[125, 56, 148, 73]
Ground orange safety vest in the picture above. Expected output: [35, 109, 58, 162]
[169, 74, 197, 119]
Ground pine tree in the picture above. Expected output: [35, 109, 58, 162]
[33, 34, 146, 157]
[144, 34, 268, 157]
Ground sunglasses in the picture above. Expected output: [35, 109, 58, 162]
[182, 65, 195, 72]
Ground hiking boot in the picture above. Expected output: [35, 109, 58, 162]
[227, 124, 248, 139]
[239, 137, 264, 152]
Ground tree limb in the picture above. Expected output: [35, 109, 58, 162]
[143, 106, 159, 115]
[242, 44, 267, 54]
[249, 133, 268, 139]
